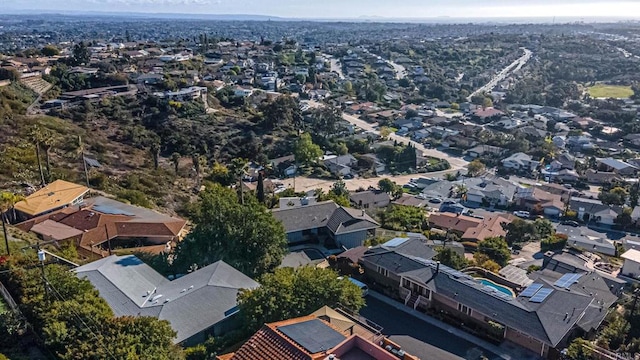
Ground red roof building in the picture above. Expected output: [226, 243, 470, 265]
[218, 309, 419, 360]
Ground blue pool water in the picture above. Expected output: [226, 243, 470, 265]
[478, 278, 515, 297]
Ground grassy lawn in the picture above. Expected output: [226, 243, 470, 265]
[587, 84, 634, 99]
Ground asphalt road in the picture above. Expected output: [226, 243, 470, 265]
[468, 48, 532, 101]
[306, 99, 469, 172]
[360, 296, 500, 360]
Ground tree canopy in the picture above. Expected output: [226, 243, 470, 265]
[237, 267, 365, 333]
[477, 237, 511, 267]
[172, 183, 287, 278]
[467, 159, 486, 177]
[503, 218, 554, 244]
[434, 247, 468, 270]
[294, 133, 323, 166]
[0, 257, 183, 360]
[379, 205, 426, 231]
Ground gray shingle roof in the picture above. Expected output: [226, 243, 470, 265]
[272, 201, 378, 236]
[272, 201, 338, 233]
[327, 207, 379, 235]
[75, 255, 259, 343]
[363, 250, 619, 348]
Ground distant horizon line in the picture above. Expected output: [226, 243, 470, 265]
[1, 10, 639, 24]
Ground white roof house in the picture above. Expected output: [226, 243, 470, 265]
[621, 249, 640, 279]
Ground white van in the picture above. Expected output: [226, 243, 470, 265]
[339, 276, 369, 297]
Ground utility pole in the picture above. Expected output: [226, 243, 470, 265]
[37, 243, 47, 296]
[79, 135, 90, 188]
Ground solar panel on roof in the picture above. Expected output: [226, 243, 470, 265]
[92, 204, 135, 216]
[530, 288, 553, 303]
[277, 319, 346, 354]
[383, 237, 409, 247]
[520, 283, 543, 297]
[554, 273, 583, 289]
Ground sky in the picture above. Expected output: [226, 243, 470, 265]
[4, 0, 640, 19]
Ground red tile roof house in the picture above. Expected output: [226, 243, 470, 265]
[514, 188, 565, 218]
[217, 310, 419, 360]
[471, 107, 505, 123]
[428, 212, 511, 242]
[16, 196, 186, 258]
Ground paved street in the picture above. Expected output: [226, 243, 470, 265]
[360, 296, 501, 360]
[468, 48, 532, 101]
[306, 99, 469, 172]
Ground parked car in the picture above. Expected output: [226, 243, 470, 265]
[561, 220, 580, 227]
[514, 211, 531, 218]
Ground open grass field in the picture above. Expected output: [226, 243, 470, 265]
[587, 84, 634, 99]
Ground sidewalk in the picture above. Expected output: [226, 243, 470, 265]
[368, 291, 542, 360]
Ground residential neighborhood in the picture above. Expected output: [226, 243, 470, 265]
[2, 6, 640, 360]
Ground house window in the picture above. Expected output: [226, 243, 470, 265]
[403, 279, 410, 288]
[377, 266, 389, 277]
[457, 303, 472, 316]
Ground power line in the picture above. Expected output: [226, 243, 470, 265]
[17, 253, 118, 360]
[46, 283, 119, 360]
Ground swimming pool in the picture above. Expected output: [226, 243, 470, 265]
[477, 278, 515, 297]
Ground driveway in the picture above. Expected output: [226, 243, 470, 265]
[360, 296, 500, 360]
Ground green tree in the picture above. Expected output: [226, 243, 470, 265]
[533, 218, 555, 240]
[379, 205, 426, 231]
[503, 218, 538, 244]
[599, 187, 627, 205]
[378, 178, 398, 194]
[0, 262, 183, 360]
[173, 184, 287, 278]
[311, 106, 342, 138]
[565, 338, 594, 360]
[259, 95, 302, 130]
[41, 45, 60, 56]
[171, 152, 181, 175]
[615, 207, 634, 230]
[467, 159, 486, 177]
[257, 171, 265, 203]
[294, 133, 322, 166]
[237, 267, 364, 333]
[72, 41, 91, 66]
[0, 68, 20, 81]
[434, 247, 468, 270]
[477, 237, 510, 267]
[343, 81, 354, 96]
[0, 192, 24, 256]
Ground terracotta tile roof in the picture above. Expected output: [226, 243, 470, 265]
[428, 212, 482, 233]
[14, 180, 89, 216]
[461, 214, 511, 242]
[226, 316, 317, 360]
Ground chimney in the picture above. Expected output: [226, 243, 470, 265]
[564, 313, 568, 321]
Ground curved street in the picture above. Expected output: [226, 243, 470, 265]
[468, 48, 532, 101]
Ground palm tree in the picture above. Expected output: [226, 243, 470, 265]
[150, 140, 160, 170]
[170, 152, 181, 175]
[1, 192, 25, 256]
[28, 125, 46, 187]
[40, 130, 56, 181]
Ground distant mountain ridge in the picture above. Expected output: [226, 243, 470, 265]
[0, 10, 638, 24]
